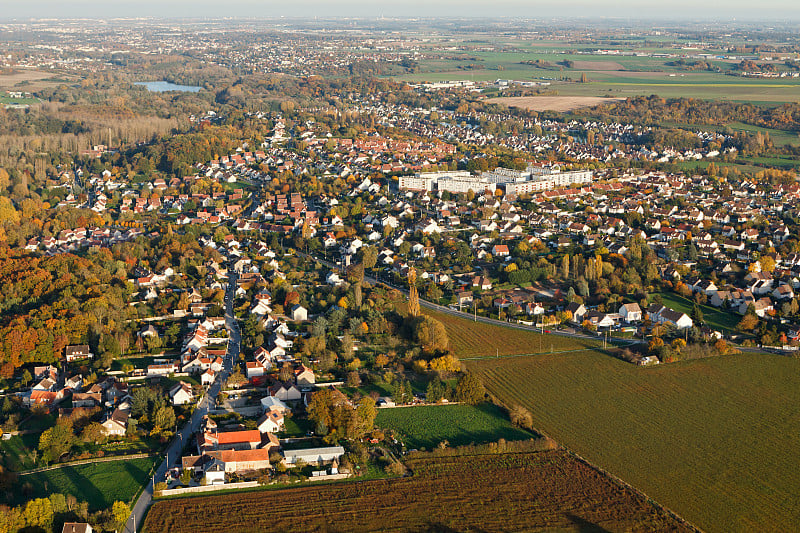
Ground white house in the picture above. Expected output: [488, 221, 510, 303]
[618, 303, 642, 322]
[169, 381, 194, 406]
[290, 304, 308, 321]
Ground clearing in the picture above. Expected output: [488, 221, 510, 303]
[143, 449, 691, 533]
[375, 403, 535, 449]
[488, 95, 626, 112]
[468, 351, 800, 533]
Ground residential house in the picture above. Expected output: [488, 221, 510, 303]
[65, 345, 93, 362]
[101, 407, 129, 437]
[618, 303, 643, 322]
[62, 524, 93, 533]
[294, 365, 315, 386]
[169, 381, 194, 406]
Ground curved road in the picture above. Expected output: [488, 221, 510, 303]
[125, 270, 240, 532]
[298, 251, 638, 347]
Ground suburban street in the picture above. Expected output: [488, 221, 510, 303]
[124, 270, 240, 532]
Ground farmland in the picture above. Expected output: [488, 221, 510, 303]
[143, 449, 692, 533]
[10, 456, 158, 510]
[421, 305, 603, 358]
[394, 45, 800, 104]
[467, 351, 800, 533]
[375, 403, 535, 449]
[488, 95, 626, 112]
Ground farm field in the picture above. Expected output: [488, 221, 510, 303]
[10, 456, 158, 510]
[143, 449, 692, 533]
[0, 70, 72, 90]
[395, 48, 800, 103]
[375, 403, 535, 449]
[420, 305, 603, 358]
[467, 351, 800, 533]
[652, 291, 740, 334]
[488, 95, 625, 112]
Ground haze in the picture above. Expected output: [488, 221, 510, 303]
[3, 0, 800, 20]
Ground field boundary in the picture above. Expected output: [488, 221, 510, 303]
[562, 447, 703, 533]
[18, 452, 157, 476]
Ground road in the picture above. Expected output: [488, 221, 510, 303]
[297, 251, 637, 347]
[125, 270, 240, 532]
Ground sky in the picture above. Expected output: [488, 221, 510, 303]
[2, 1, 800, 20]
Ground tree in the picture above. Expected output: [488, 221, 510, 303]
[407, 267, 420, 318]
[737, 304, 760, 331]
[346, 370, 361, 387]
[561, 254, 570, 279]
[359, 246, 378, 270]
[278, 363, 294, 383]
[152, 405, 176, 433]
[80, 422, 106, 445]
[691, 304, 704, 325]
[23, 498, 54, 530]
[353, 397, 377, 437]
[112, 501, 131, 531]
[455, 372, 485, 405]
[20, 369, 32, 387]
[38, 419, 74, 463]
[426, 378, 446, 403]
[413, 316, 449, 353]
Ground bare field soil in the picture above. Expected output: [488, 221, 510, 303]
[571, 60, 625, 70]
[488, 95, 626, 112]
[144, 450, 692, 533]
[0, 70, 72, 90]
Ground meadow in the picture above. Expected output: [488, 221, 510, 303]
[375, 403, 534, 449]
[143, 449, 691, 533]
[467, 351, 800, 533]
[11, 456, 158, 510]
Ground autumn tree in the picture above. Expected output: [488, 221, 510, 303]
[413, 316, 449, 353]
[455, 372, 485, 405]
[407, 266, 420, 318]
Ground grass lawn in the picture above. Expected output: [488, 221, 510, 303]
[12, 456, 159, 510]
[20, 413, 56, 432]
[375, 403, 535, 450]
[467, 351, 800, 533]
[278, 416, 314, 438]
[653, 291, 739, 333]
[0, 432, 40, 471]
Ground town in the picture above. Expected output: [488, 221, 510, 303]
[0, 14, 799, 533]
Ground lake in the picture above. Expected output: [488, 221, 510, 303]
[135, 81, 202, 93]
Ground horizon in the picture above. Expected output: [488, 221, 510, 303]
[2, 1, 800, 22]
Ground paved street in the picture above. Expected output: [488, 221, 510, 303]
[125, 270, 239, 532]
[297, 251, 637, 346]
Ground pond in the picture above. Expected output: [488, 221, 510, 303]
[134, 81, 202, 93]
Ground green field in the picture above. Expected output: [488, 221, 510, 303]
[0, 96, 38, 105]
[468, 352, 800, 533]
[375, 403, 535, 449]
[0, 432, 40, 471]
[12, 456, 158, 510]
[394, 47, 800, 103]
[653, 291, 740, 334]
